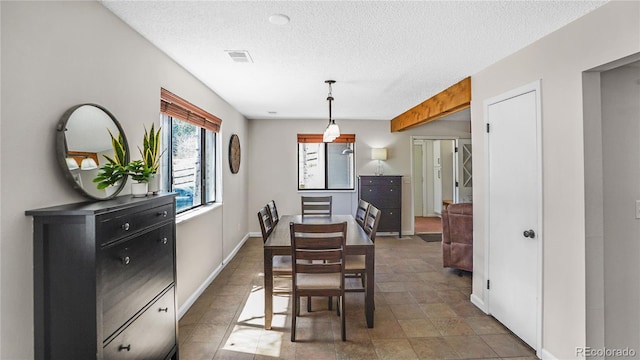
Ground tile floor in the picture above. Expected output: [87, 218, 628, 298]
[178, 236, 537, 359]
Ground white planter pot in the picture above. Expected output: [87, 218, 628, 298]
[131, 182, 148, 198]
[148, 174, 160, 194]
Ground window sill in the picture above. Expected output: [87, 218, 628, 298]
[176, 202, 222, 224]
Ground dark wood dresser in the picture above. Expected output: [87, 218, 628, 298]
[26, 193, 178, 360]
[358, 175, 402, 237]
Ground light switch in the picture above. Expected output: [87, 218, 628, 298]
[636, 200, 640, 219]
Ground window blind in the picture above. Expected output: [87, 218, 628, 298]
[297, 133, 355, 143]
[160, 88, 221, 132]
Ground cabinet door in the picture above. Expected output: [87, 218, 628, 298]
[361, 185, 401, 208]
[103, 287, 176, 360]
[101, 224, 175, 341]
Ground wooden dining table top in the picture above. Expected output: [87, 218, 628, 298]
[264, 214, 374, 249]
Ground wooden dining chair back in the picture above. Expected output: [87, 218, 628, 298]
[363, 205, 382, 242]
[301, 196, 332, 217]
[258, 206, 292, 295]
[257, 206, 275, 242]
[267, 200, 279, 225]
[355, 199, 370, 228]
[345, 205, 381, 296]
[289, 221, 347, 341]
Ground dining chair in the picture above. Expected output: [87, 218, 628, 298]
[355, 199, 370, 228]
[362, 205, 382, 241]
[289, 221, 347, 342]
[267, 200, 279, 225]
[301, 196, 332, 216]
[258, 206, 292, 294]
[345, 205, 381, 293]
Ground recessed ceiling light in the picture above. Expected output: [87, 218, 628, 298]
[269, 14, 290, 26]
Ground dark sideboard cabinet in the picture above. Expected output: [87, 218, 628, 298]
[26, 193, 178, 360]
[358, 175, 402, 237]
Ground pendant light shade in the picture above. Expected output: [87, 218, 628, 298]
[80, 157, 98, 170]
[322, 80, 340, 142]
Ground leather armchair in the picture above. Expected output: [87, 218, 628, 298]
[442, 203, 473, 272]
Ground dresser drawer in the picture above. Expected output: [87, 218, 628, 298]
[101, 224, 174, 340]
[359, 176, 401, 186]
[103, 287, 176, 360]
[378, 208, 401, 232]
[360, 185, 401, 207]
[98, 202, 174, 245]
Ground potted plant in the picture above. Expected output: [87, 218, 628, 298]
[125, 159, 152, 197]
[93, 129, 128, 194]
[139, 123, 163, 194]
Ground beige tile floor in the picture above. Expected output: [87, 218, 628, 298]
[178, 236, 537, 359]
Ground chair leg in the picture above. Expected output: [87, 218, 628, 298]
[307, 296, 312, 312]
[328, 296, 333, 311]
[340, 295, 346, 341]
[292, 295, 297, 342]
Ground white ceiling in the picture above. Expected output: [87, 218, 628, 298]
[100, 0, 606, 122]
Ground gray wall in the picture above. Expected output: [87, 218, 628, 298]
[1, 2, 248, 358]
[470, 1, 640, 358]
[247, 118, 471, 235]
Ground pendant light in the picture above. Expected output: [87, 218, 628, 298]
[322, 80, 340, 142]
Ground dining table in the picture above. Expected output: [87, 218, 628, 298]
[263, 214, 375, 329]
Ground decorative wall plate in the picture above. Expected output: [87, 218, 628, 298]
[229, 134, 241, 174]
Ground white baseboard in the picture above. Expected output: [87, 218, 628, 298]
[178, 233, 251, 319]
[470, 293, 489, 314]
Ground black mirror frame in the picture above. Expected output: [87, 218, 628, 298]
[56, 103, 130, 200]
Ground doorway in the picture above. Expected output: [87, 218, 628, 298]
[584, 54, 640, 354]
[411, 136, 471, 237]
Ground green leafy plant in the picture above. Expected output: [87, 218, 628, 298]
[138, 124, 163, 174]
[93, 130, 128, 190]
[125, 160, 152, 183]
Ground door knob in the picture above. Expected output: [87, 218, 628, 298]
[523, 229, 535, 238]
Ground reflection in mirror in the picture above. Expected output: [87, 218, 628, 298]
[56, 104, 129, 200]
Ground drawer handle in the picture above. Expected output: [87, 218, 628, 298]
[159, 307, 169, 312]
[158, 210, 168, 217]
[160, 237, 168, 245]
[121, 223, 130, 231]
[118, 344, 131, 352]
[121, 256, 131, 265]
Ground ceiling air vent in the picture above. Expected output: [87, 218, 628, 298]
[225, 50, 253, 63]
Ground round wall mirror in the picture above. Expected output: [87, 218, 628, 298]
[56, 103, 130, 200]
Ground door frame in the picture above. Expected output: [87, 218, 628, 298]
[409, 135, 463, 235]
[483, 79, 543, 355]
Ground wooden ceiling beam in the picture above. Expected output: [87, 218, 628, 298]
[390, 77, 471, 132]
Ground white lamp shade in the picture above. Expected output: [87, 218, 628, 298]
[371, 148, 387, 160]
[80, 158, 98, 170]
[323, 122, 340, 142]
[66, 157, 79, 170]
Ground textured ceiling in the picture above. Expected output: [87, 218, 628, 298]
[100, 0, 606, 122]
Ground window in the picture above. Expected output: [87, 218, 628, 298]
[298, 134, 355, 190]
[160, 89, 221, 213]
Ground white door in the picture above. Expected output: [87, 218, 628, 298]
[412, 143, 424, 216]
[454, 139, 473, 203]
[486, 81, 541, 351]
